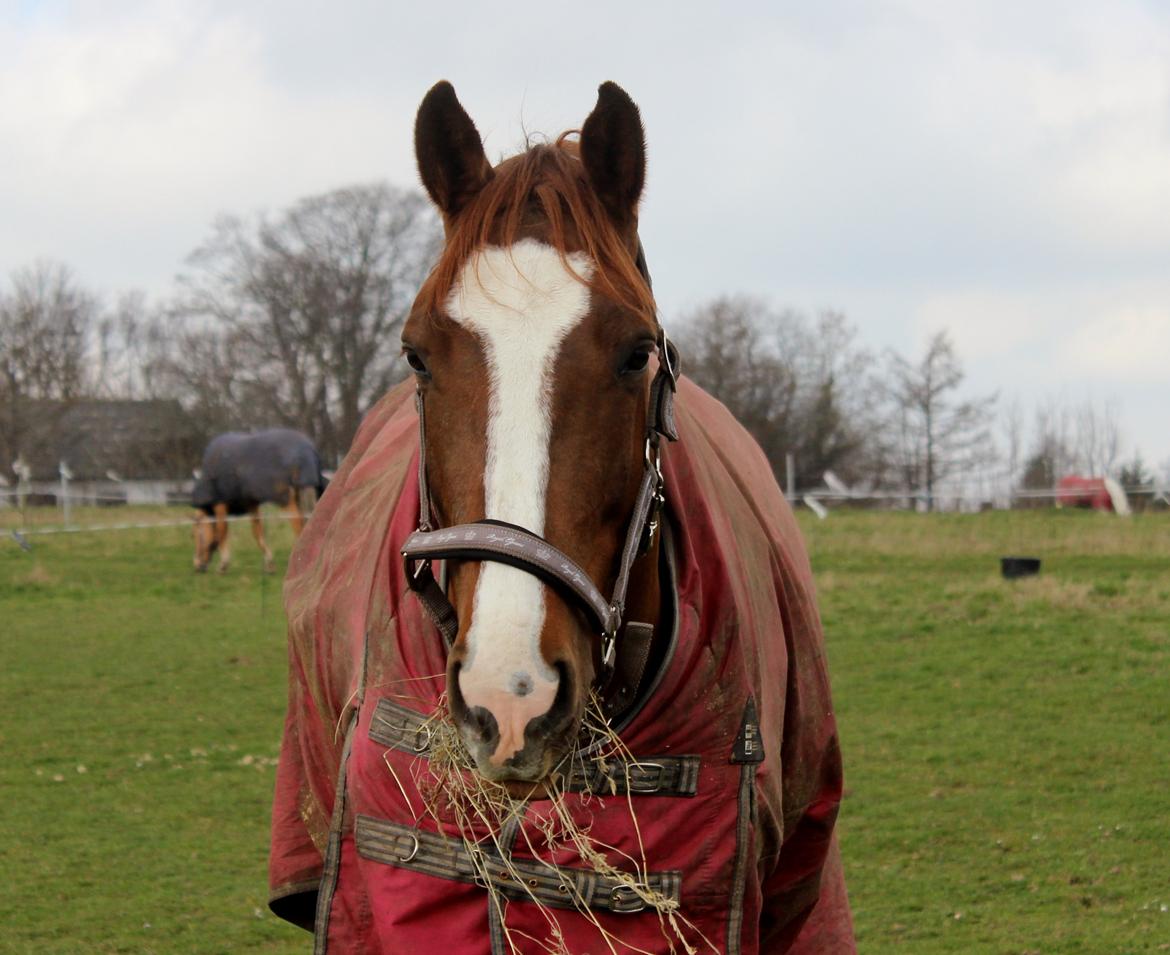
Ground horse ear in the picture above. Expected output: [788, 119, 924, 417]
[414, 80, 493, 219]
[579, 82, 646, 227]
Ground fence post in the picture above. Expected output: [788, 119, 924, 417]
[15, 458, 30, 526]
[59, 461, 73, 528]
[785, 453, 795, 501]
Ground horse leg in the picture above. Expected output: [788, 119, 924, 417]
[215, 502, 231, 573]
[286, 488, 305, 538]
[298, 485, 318, 524]
[251, 507, 275, 574]
[193, 511, 210, 572]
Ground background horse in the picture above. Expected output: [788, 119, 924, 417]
[270, 82, 854, 953]
[192, 428, 324, 573]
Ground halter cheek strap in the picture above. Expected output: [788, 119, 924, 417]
[401, 328, 680, 699]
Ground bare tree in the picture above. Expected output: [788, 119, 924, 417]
[93, 291, 177, 401]
[677, 296, 797, 470]
[1001, 397, 1025, 490]
[0, 262, 98, 471]
[178, 183, 441, 463]
[1023, 399, 1073, 490]
[1072, 397, 1122, 476]
[1021, 395, 1125, 491]
[676, 298, 878, 488]
[885, 330, 996, 510]
[785, 310, 879, 488]
[1118, 453, 1151, 487]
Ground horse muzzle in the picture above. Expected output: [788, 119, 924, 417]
[449, 656, 582, 783]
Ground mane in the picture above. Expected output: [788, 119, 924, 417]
[415, 134, 657, 321]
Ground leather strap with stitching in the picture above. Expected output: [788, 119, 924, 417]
[355, 814, 682, 914]
[403, 523, 617, 637]
[368, 697, 700, 797]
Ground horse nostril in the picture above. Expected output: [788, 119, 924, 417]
[541, 659, 582, 730]
[467, 706, 499, 746]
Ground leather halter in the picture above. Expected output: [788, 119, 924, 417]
[401, 244, 679, 701]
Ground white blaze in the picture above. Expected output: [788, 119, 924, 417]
[445, 238, 593, 766]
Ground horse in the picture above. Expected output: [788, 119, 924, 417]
[269, 82, 855, 953]
[191, 428, 324, 573]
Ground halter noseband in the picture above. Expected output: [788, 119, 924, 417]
[400, 244, 679, 701]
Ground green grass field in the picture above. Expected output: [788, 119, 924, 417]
[1, 506, 1167, 953]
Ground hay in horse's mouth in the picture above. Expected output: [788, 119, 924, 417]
[380, 691, 714, 955]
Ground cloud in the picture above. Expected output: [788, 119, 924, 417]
[914, 284, 1170, 379]
[913, 290, 1057, 362]
[0, 2, 417, 290]
[0, 0, 1167, 462]
[1059, 306, 1170, 382]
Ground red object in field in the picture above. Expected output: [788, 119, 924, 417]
[268, 377, 855, 953]
[1057, 475, 1116, 512]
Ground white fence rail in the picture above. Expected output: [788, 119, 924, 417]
[0, 479, 191, 507]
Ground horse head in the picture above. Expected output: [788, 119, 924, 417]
[402, 81, 671, 783]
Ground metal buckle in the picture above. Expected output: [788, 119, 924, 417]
[647, 484, 665, 535]
[411, 725, 432, 753]
[645, 436, 664, 486]
[642, 513, 659, 552]
[601, 628, 617, 670]
[609, 883, 646, 913]
[639, 442, 666, 555]
[408, 556, 432, 582]
[627, 761, 666, 794]
[396, 831, 421, 863]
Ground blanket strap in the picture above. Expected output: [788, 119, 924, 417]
[369, 697, 701, 796]
[355, 814, 682, 914]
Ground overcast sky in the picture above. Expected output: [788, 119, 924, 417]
[3, 0, 1168, 468]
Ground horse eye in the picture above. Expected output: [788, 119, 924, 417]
[403, 348, 430, 378]
[621, 347, 652, 376]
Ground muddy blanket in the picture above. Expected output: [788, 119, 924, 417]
[269, 377, 855, 953]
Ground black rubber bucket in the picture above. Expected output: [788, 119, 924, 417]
[1001, 556, 1041, 580]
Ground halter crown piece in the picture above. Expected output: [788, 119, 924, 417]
[400, 242, 680, 710]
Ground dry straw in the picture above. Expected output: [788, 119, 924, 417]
[381, 691, 716, 955]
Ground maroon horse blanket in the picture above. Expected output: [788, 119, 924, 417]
[269, 376, 855, 953]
